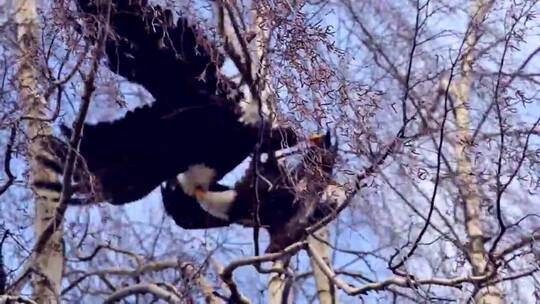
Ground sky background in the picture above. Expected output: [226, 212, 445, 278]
[1, 0, 540, 302]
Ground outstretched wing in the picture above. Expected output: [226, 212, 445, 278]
[38, 1, 299, 206]
[76, 0, 230, 109]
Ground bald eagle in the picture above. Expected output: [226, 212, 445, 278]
[161, 131, 338, 252]
[34, 0, 298, 205]
[77, 0, 227, 110]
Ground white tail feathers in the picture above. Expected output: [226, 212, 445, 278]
[196, 190, 237, 220]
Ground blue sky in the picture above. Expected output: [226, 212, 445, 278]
[1, 0, 540, 302]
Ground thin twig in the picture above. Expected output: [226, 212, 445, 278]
[0, 126, 17, 196]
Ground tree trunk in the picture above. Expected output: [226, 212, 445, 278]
[453, 0, 502, 302]
[267, 260, 287, 303]
[247, 4, 292, 304]
[15, 1, 64, 302]
[308, 227, 336, 304]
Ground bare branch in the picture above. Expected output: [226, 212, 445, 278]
[103, 283, 182, 304]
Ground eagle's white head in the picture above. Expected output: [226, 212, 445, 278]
[176, 164, 237, 220]
[176, 164, 216, 196]
[238, 99, 265, 126]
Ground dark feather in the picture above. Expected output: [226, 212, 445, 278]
[35, 1, 298, 205]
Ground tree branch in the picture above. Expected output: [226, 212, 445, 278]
[0, 126, 16, 196]
[103, 283, 182, 304]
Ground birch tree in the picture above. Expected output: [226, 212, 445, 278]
[451, 1, 503, 302]
[14, 0, 63, 302]
[0, 0, 539, 303]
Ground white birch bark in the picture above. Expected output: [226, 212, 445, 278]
[308, 228, 336, 304]
[453, 0, 502, 302]
[15, 1, 63, 302]
[267, 260, 287, 303]
[250, 6, 290, 303]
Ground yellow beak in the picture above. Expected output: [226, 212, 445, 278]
[308, 133, 325, 144]
[194, 187, 206, 200]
